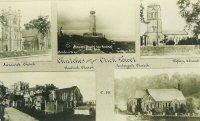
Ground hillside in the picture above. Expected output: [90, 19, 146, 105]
[58, 34, 135, 54]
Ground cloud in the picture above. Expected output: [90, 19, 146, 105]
[57, 0, 136, 41]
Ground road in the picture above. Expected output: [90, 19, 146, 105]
[4, 107, 39, 121]
[115, 114, 128, 121]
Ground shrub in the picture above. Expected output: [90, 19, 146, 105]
[166, 40, 175, 45]
[153, 41, 157, 46]
[166, 107, 175, 115]
[151, 108, 163, 115]
[177, 104, 187, 114]
[178, 38, 199, 45]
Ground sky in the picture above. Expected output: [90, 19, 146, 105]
[0, 71, 96, 102]
[57, 0, 136, 42]
[140, 0, 187, 34]
[0, 1, 51, 29]
[115, 68, 200, 80]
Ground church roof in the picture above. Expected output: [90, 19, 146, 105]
[143, 30, 188, 36]
[21, 29, 38, 38]
[162, 30, 188, 35]
[148, 89, 186, 102]
[134, 90, 146, 99]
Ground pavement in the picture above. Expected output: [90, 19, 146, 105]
[4, 107, 39, 121]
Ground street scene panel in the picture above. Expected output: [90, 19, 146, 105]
[57, 0, 136, 54]
[115, 69, 200, 121]
[140, 0, 200, 57]
[0, 72, 96, 121]
[0, 1, 52, 61]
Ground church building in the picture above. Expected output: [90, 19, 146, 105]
[127, 81, 186, 114]
[0, 7, 22, 52]
[141, 4, 189, 46]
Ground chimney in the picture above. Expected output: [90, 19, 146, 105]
[178, 80, 181, 90]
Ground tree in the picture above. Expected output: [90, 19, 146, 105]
[24, 15, 50, 50]
[177, 0, 200, 38]
[186, 97, 195, 113]
[0, 15, 6, 25]
[166, 40, 175, 45]
[0, 83, 7, 102]
[140, 2, 148, 24]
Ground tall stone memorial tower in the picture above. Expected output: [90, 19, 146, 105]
[146, 4, 162, 46]
[89, 10, 96, 35]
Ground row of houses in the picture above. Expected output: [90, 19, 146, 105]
[3, 81, 85, 114]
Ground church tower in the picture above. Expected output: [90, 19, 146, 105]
[0, 7, 21, 52]
[89, 10, 96, 35]
[146, 4, 162, 46]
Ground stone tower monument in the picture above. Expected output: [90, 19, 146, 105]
[146, 4, 162, 46]
[89, 10, 96, 35]
[83, 10, 103, 37]
[0, 7, 21, 52]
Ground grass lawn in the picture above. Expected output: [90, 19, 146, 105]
[16, 107, 95, 121]
[141, 45, 200, 56]
[39, 114, 95, 121]
[0, 51, 50, 58]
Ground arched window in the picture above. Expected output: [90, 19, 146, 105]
[13, 17, 17, 25]
[155, 12, 157, 19]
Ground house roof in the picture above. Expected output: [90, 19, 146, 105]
[162, 30, 188, 35]
[134, 90, 146, 99]
[55, 86, 78, 92]
[21, 29, 38, 38]
[148, 89, 186, 102]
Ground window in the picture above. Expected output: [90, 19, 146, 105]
[151, 13, 154, 19]
[13, 17, 17, 24]
[155, 12, 157, 19]
[5, 34, 8, 39]
[65, 93, 67, 99]
[152, 26, 157, 32]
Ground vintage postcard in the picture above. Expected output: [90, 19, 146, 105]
[115, 69, 200, 121]
[140, 0, 200, 57]
[0, 1, 52, 62]
[57, 0, 136, 54]
[0, 72, 96, 121]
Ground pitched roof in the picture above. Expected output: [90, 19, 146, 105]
[162, 30, 188, 35]
[21, 29, 38, 38]
[134, 90, 146, 99]
[143, 30, 188, 36]
[148, 89, 186, 102]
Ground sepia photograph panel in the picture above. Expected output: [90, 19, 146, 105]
[115, 69, 200, 121]
[0, 72, 96, 121]
[0, 1, 52, 61]
[57, 0, 136, 54]
[140, 0, 200, 57]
